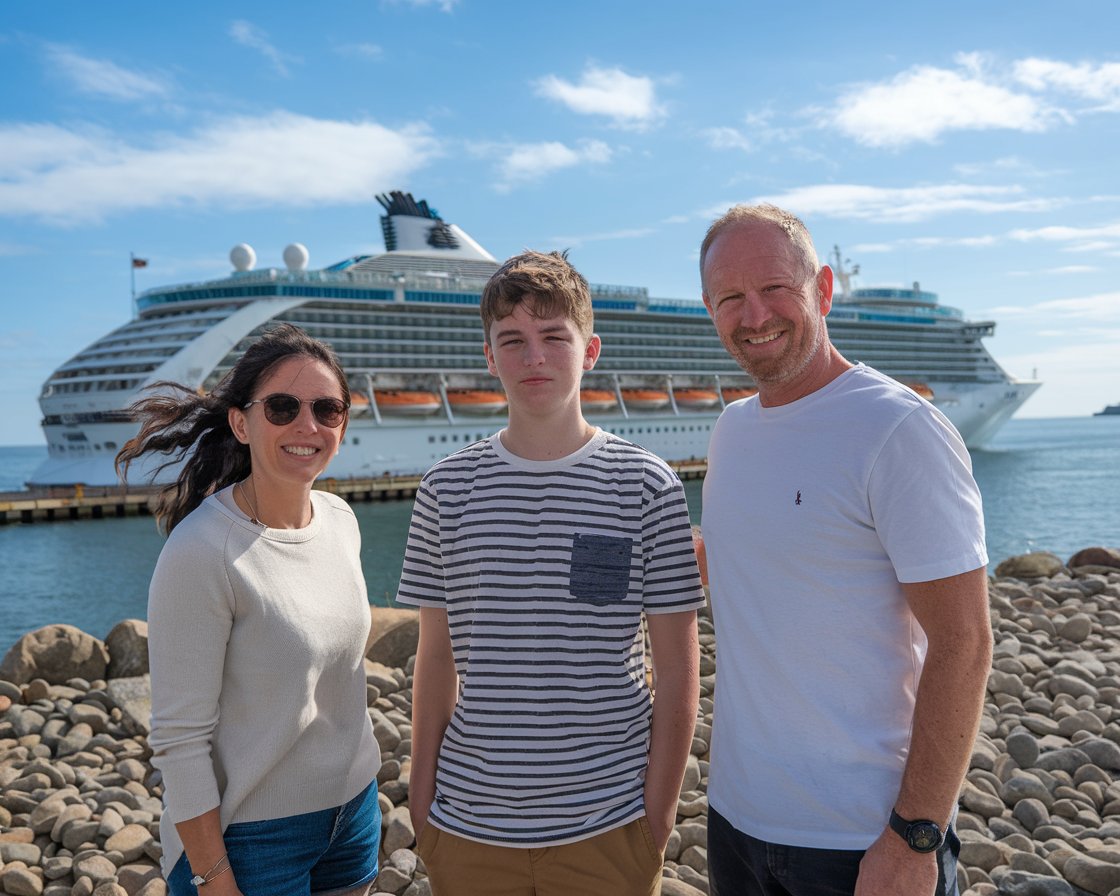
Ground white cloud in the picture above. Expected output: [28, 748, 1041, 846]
[534, 66, 665, 128]
[714, 183, 1061, 223]
[1008, 265, 1099, 276]
[229, 21, 298, 76]
[44, 44, 170, 101]
[336, 42, 384, 60]
[546, 227, 657, 248]
[952, 156, 1051, 178]
[908, 234, 999, 248]
[986, 291, 1120, 323]
[702, 127, 752, 152]
[0, 113, 439, 224]
[1013, 58, 1120, 109]
[1010, 222, 1120, 242]
[388, 0, 460, 11]
[826, 54, 1066, 147]
[1009, 221, 1120, 254]
[494, 139, 612, 191]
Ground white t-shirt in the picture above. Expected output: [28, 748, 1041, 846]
[702, 364, 986, 849]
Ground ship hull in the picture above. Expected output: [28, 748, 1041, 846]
[28, 377, 1038, 487]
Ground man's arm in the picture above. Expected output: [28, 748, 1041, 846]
[409, 606, 458, 835]
[644, 609, 701, 851]
[855, 566, 993, 896]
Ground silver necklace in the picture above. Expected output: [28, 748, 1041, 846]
[238, 479, 264, 527]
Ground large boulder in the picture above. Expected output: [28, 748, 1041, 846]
[1067, 546, 1120, 570]
[106, 674, 152, 737]
[994, 552, 1064, 579]
[366, 607, 419, 668]
[0, 624, 109, 685]
[105, 619, 149, 679]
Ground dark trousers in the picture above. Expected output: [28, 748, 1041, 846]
[707, 807, 961, 896]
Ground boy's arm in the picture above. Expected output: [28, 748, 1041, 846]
[643, 609, 700, 851]
[409, 606, 459, 835]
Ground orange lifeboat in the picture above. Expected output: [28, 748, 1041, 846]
[674, 389, 720, 409]
[447, 389, 508, 414]
[721, 386, 758, 403]
[620, 389, 670, 410]
[374, 390, 442, 416]
[580, 389, 617, 412]
[348, 392, 371, 416]
[904, 382, 935, 400]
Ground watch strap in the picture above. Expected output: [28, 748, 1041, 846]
[889, 808, 944, 853]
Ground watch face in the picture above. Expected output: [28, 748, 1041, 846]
[908, 822, 942, 852]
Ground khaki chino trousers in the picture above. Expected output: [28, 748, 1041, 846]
[417, 816, 664, 896]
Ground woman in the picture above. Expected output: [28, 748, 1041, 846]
[117, 324, 381, 896]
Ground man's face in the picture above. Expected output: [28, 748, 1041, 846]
[702, 221, 832, 398]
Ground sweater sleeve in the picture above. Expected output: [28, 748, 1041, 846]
[147, 505, 236, 824]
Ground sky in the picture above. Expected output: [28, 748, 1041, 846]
[2, 0, 1119, 445]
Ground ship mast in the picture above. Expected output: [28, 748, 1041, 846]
[829, 245, 859, 299]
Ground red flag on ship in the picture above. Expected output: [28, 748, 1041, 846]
[132, 257, 148, 268]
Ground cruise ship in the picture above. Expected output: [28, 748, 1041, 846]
[30, 192, 1040, 487]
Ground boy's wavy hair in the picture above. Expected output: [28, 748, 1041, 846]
[480, 249, 593, 342]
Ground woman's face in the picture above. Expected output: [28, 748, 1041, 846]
[228, 355, 348, 490]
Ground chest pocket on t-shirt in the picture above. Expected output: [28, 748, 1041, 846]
[569, 533, 634, 605]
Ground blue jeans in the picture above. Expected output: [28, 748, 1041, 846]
[168, 780, 381, 896]
[707, 807, 961, 896]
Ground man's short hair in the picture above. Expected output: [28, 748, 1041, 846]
[480, 250, 594, 343]
[699, 204, 820, 291]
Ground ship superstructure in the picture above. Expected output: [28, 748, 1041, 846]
[31, 193, 1039, 486]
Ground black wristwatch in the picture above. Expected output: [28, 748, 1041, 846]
[888, 808, 944, 853]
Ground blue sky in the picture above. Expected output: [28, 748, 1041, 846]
[2, 1, 1119, 444]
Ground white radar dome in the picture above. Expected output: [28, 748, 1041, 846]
[230, 243, 257, 271]
[283, 242, 309, 271]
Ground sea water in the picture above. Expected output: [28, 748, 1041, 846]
[1, 415, 1117, 651]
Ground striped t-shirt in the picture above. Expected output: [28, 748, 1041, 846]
[396, 428, 706, 846]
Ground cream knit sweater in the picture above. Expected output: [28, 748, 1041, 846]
[147, 486, 380, 873]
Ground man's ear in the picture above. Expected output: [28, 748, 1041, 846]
[817, 266, 834, 315]
[484, 341, 498, 377]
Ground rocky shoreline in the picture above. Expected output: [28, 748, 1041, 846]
[2, 547, 1120, 896]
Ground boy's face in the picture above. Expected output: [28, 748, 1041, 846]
[484, 300, 600, 417]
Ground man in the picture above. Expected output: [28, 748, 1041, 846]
[699, 205, 992, 896]
[398, 250, 706, 896]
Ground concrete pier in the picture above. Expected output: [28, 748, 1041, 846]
[0, 462, 707, 524]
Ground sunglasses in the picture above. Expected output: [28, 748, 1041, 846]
[243, 393, 350, 428]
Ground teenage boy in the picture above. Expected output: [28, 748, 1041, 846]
[397, 250, 706, 896]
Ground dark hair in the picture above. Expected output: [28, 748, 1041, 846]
[480, 249, 593, 343]
[115, 323, 349, 533]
